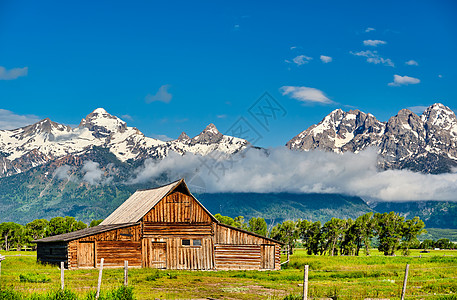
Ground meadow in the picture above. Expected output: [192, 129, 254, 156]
[0, 249, 456, 299]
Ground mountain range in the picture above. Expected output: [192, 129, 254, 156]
[287, 103, 457, 173]
[1, 104, 457, 228]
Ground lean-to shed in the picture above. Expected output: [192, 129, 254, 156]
[34, 179, 283, 270]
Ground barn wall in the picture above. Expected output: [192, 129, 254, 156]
[142, 192, 212, 224]
[165, 237, 214, 270]
[37, 242, 68, 267]
[67, 224, 142, 269]
[215, 224, 275, 245]
[214, 245, 261, 270]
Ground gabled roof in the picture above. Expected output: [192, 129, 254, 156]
[33, 223, 139, 243]
[100, 179, 217, 225]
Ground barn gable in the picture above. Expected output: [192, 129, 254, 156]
[100, 179, 216, 225]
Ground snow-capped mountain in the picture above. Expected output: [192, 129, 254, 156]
[0, 108, 248, 178]
[286, 103, 457, 173]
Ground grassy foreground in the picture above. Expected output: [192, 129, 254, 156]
[0, 249, 456, 299]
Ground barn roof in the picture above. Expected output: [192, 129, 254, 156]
[33, 222, 139, 243]
[100, 178, 217, 225]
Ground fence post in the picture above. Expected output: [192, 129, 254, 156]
[96, 258, 104, 299]
[401, 263, 409, 300]
[0, 254, 5, 278]
[303, 265, 309, 300]
[124, 260, 128, 286]
[60, 261, 65, 290]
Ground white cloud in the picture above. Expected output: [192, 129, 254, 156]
[0, 66, 28, 80]
[365, 27, 375, 32]
[121, 114, 133, 121]
[145, 85, 172, 103]
[234, 24, 240, 30]
[350, 50, 394, 67]
[290, 46, 297, 50]
[320, 55, 333, 63]
[0, 109, 41, 130]
[388, 75, 420, 86]
[82, 160, 104, 185]
[292, 55, 313, 66]
[407, 106, 428, 114]
[363, 40, 387, 47]
[280, 86, 333, 104]
[54, 165, 72, 180]
[438, 74, 443, 78]
[129, 147, 457, 202]
[405, 60, 419, 66]
[217, 114, 227, 119]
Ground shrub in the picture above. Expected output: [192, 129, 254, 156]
[19, 273, 51, 283]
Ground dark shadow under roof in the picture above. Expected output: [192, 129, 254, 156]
[33, 223, 139, 243]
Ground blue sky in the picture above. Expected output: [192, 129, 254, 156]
[1, 0, 456, 147]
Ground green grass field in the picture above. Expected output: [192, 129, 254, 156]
[1, 249, 456, 299]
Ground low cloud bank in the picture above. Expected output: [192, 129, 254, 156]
[130, 147, 457, 202]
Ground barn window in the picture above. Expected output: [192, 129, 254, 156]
[182, 239, 191, 246]
[193, 239, 202, 246]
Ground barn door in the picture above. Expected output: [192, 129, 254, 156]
[78, 242, 95, 268]
[143, 239, 167, 269]
[261, 245, 275, 270]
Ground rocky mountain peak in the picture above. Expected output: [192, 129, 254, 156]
[191, 123, 223, 144]
[20, 118, 72, 137]
[78, 108, 127, 137]
[177, 132, 190, 142]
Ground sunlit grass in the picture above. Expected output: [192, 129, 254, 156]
[0, 249, 456, 299]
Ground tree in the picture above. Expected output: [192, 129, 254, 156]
[26, 219, 49, 250]
[248, 217, 267, 236]
[401, 216, 426, 256]
[375, 212, 404, 256]
[0, 222, 25, 251]
[297, 220, 322, 255]
[47, 217, 87, 236]
[435, 238, 453, 249]
[90, 219, 103, 227]
[321, 218, 346, 256]
[270, 220, 298, 254]
[420, 239, 434, 249]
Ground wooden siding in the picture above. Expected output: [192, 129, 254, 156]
[142, 192, 212, 224]
[67, 224, 141, 269]
[215, 224, 276, 245]
[165, 237, 214, 270]
[214, 245, 261, 270]
[96, 241, 142, 268]
[37, 242, 68, 267]
[143, 223, 213, 236]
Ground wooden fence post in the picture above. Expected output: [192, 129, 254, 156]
[96, 258, 104, 299]
[0, 254, 5, 277]
[303, 265, 309, 300]
[401, 263, 409, 300]
[60, 261, 65, 290]
[124, 260, 128, 286]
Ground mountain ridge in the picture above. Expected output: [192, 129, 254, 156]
[286, 103, 457, 173]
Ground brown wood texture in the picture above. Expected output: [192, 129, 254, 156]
[215, 224, 276, 245]
[78, 242, 95, 268]
[96, 241, 142, 267]
[142, 192, 212, 224]
[261, 244, 275, 270]
[142, 239, 167, 268]
[214, 245, 261, 270]
[77, 224, 141, 242]
[165, 237, 214, 270]
[143, 223, 213, 236]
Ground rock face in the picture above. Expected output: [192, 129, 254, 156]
[0, 108, 249, 178]
[286, 103, 457, 173]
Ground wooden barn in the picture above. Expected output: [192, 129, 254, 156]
[34, 179, 283, 270]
